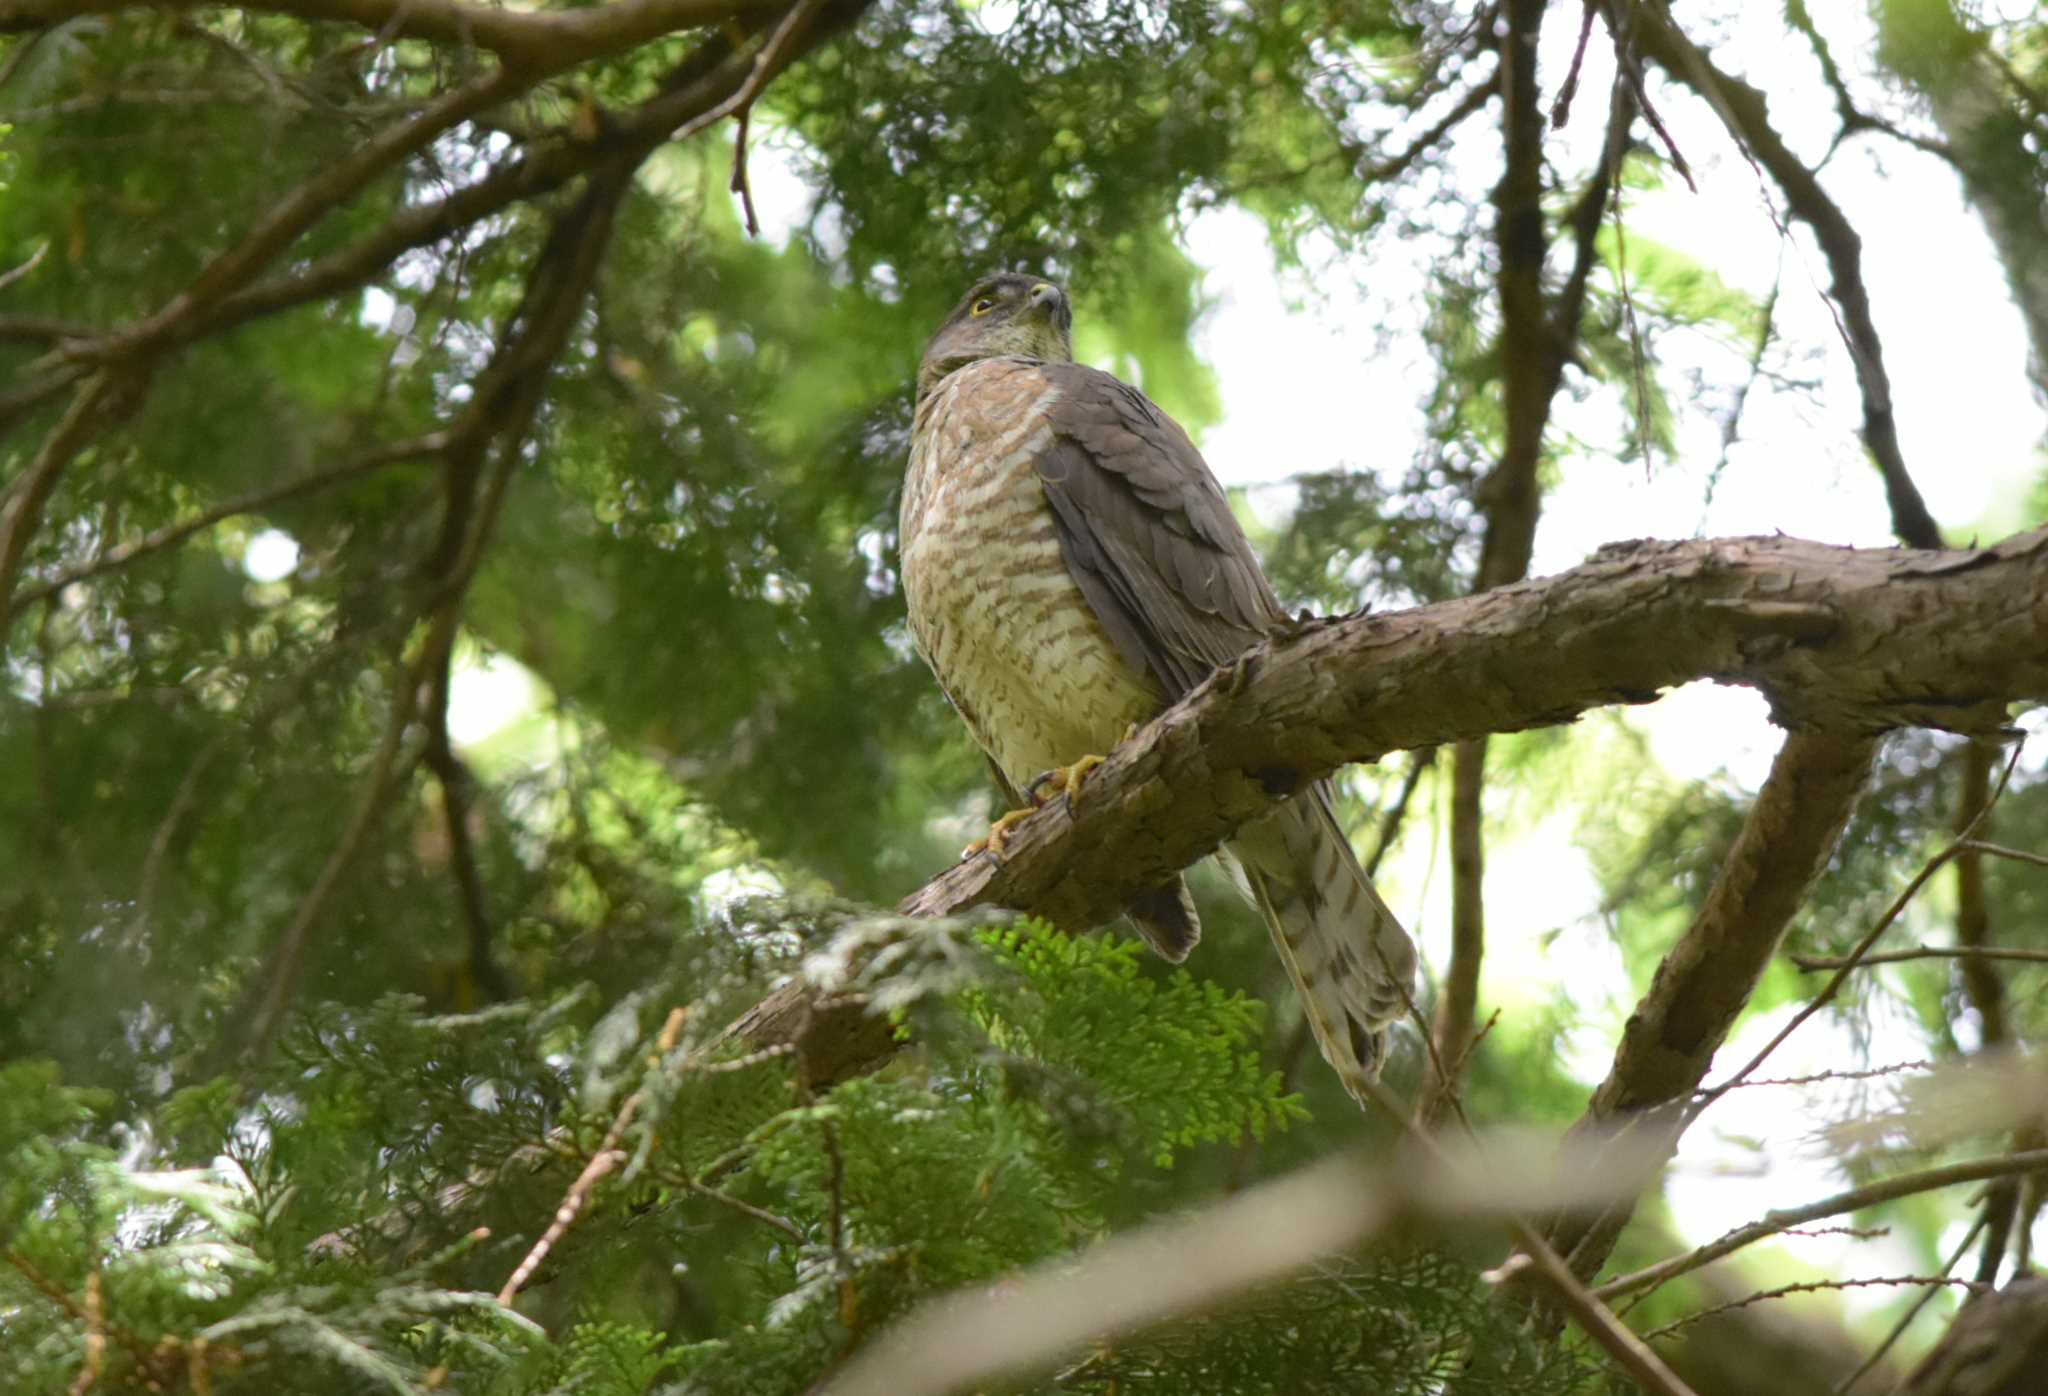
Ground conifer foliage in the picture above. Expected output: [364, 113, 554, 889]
[3, 0, 2046, 1392]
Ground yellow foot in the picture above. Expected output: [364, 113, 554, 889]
[964, 804, 1037, 860]
[1027, 753, 1105, 804]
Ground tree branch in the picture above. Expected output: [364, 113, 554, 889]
[1592, 1148, 2048, 1303]
[0, 372, 140, 633]
[897, 528, 2043, 937]
[8, 432, 446, 617]
[0, 0, 734, 71]
[1791, 944, 2048, 971]
[727, 527, 2048, 1091]
[1547, 728, 1879, 1280]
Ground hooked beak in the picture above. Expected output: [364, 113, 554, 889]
[1027, 282, 1070, 331]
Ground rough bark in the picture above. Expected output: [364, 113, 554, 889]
[732, 525, 2048, 1078]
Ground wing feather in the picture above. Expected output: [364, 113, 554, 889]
[1035, 362, 1287, 698]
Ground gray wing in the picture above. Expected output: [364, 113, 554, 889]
[1035, 362, 1289, 698]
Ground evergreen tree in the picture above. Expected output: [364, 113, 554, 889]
[2, 1, 2045, 1392]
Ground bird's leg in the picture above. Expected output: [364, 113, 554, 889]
[964, 804, 1039, 860]
[1023, 723, 1141, 817]
[1023, 754, 1102, 806]
[966, 726, 1141, 861]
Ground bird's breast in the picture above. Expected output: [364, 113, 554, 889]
[901, 362, 1158, 788]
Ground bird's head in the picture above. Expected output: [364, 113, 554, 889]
[917, 274, 1073, 401]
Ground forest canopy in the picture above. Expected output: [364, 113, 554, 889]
[2, 1, 2046, 1393]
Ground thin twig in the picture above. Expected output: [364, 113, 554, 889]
[681, 1176, 804, 1241]
[1707, 1061, 1935, 1092]
[1551, 0, 1597, 128]
[1592, 1148, 2048, 1303]
[497, 1006, 688, 1305]
[1960, 839, 2048, 869]
[1357, 71, 1499, 184]
[1791, 944, 2048, 971]
[11, 432, 445, 611]
[1642, 1275, 1984, 1344]
[0, 238, 48, 293]
[1596, 0, 1695, 189]
[1833, 1214, 1987, 1394]
[730, 105, 761, 237]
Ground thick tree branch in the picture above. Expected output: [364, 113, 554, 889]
[1545, 728, 1879, 1280]
[727, 527, 2048, 1085]
[0, 0, 731, 71]
[899, 528, 2045, 939]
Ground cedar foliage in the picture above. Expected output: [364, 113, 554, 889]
[2, 0, 2046, 1392]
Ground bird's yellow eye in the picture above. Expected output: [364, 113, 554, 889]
[970, 297, 998, 316]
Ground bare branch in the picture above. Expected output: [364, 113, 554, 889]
[1644, 1275, 1985, 1345]
[1698, 742, 2018, 1111]
[0, 0, 738, 71]
[1592, 1148, 2048, 1303]
[9, 432, 445, 615]
[0, 372, 141, 633]
[1961, 839, 2048, 870]
[1357, 69, 1499, 184]
[1791, 944, 2048, 971]
[812, 1125, 1683, 1396]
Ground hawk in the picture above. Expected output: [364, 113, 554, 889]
[899, 272, 1417, 1095]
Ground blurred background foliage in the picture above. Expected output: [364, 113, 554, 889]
[1, 0, 2045, 1391]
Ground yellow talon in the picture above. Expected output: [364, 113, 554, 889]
[964, 805, 1037, 860]
[1058, 753, 1105, 800]
[967, 732, 1139, 861]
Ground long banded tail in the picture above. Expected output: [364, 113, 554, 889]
[1227, 783, 1417, 1102]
